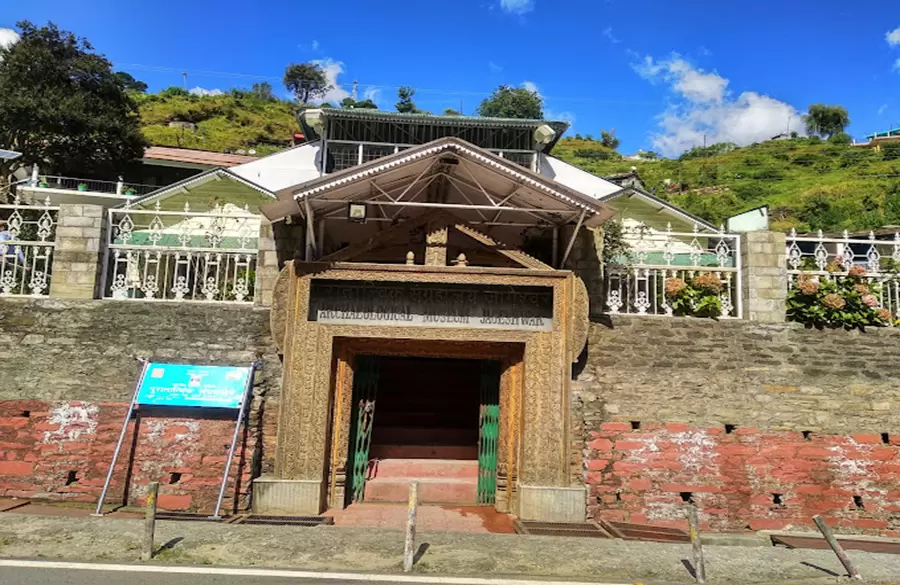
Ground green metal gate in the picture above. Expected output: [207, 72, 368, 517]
[349, 355, 380, 503]
[477, 360, 501, 505]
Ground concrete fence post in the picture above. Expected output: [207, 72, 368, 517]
[49, 204, 105, 299]
[254, 219, 280, 306]
[739, 231, 788, 322]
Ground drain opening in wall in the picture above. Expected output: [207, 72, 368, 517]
[853, 495, 865, 510]
[65, 471, 78, 486]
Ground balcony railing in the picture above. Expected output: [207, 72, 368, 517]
[0, 195, 58, 297]
[20, 176, 157, 197]
[101, 202, 260, 303]
[604, 223, 742, 318]
[325, 140, 537, 172]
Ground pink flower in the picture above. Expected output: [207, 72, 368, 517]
[848, 265, 867, 279]
[853, 283, 870, 295]
[877, 308, 893, 322]
[798, 277, 819, 296]
[693, 272, 723, 294]
[664, 277, 686, 298]
[822, 293, 846, 310]
[862, 294, 879, 308]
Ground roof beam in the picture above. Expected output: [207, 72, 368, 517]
[559, 209, 587, 268]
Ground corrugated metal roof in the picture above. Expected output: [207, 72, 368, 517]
[316, 108, 570, 132]
[143, 146, 259, 167]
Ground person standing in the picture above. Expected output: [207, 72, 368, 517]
[0, 219, 27, 266]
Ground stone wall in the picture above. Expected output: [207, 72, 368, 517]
[576, 316, 900, 534]
[0, 298, 282, 511]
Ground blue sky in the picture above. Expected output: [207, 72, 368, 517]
[3, 0, 900, 156]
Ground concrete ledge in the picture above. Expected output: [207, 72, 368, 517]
[252, 477, 323, 516]
[517, 484, 586, 523]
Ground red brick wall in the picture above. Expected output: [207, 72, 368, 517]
[585, 421, 900, 535]
[0, 400, 259, 513]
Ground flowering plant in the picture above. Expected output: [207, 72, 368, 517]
[787, 265, 891, 329]
[664, 273, 725, 318]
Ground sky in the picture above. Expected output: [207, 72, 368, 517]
[3, 0, 900, 157]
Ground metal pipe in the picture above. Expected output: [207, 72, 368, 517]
[93, 359, 149, 516]
[813, 515, 862, 580]
[560, 210, 587, 267]
[210, 363, 257, 519]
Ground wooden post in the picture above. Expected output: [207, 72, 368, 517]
[403, 481, 419, 572]
[142, 482, 159, 561]
[813, 515, 862, 581]
[687, 504, 706, 584]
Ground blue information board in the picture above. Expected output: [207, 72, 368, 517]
[136, 363, 252, 409]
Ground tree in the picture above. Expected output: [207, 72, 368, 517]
[828, 132, 852, 145]
[341, 97, 378, 109]
[804, 104, 850, 138]
[396, 86, 421, 114]
[114, 71, 148, 93]
[0, 21, 146, 183]
[477, 85, 543, 119]
[443, 108, 462, 116]
[251, 82, 276, 101]
[283, 62, 330, 104]
[600, 129, 620, 150]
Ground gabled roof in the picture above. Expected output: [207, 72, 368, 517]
[143, 146, 259, 168]
[598, 187, 719, 232]
[121, 167, 274, 209]
[261, 137, 616, 228]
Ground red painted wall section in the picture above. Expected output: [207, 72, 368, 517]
[0, 400, 257, 513]
[586, 422, 900, 536]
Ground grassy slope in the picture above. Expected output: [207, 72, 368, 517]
[133, 92, 900, 233]
[553, 138, 900, 233]
[135, 92, 300, 157]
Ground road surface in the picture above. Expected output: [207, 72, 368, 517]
[0, 560, 630, 585]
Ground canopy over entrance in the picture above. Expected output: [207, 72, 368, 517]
[261, 138, 616, 264]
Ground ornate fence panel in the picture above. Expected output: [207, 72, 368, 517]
[0, 195, 58, 297]
[604, 223, 742, 318]
[102, 203, 260, 303]
[786, 229, 900, 317]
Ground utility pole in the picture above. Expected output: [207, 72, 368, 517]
[182, 72, 187, 90]
[352, 80, 358, 101]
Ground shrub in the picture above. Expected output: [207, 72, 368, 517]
[828, 132, 852, 145]
[664, 273, 725, 318]
[786, 266, 892, 329]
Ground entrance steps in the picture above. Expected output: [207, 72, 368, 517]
[364, 459, 478, 504]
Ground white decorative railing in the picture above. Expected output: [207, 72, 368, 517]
[0, 195, 58, 297]
[786, 229, 900, 317]
[604, 223, 742, 318]
[102, 202, 260, 303]
[19, 175, 156, 196]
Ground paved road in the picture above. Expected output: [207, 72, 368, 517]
[0, 560, 630, 585]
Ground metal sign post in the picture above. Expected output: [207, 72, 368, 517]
[93, 359, 150, 517]
[210, 362, 258, 519]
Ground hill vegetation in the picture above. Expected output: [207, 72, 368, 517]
[553, 137, 900, 233]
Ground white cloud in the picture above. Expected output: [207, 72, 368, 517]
[545, 109, 575, 125]
[362, 87, 380, 103]
[602, 27, 621, 44]
[489, 61, 503, 72]
[633, 53, 803, 156]
[522, 80, 542, 97]
[189, 87, 224, 96]
[879, 104, 889, 116]
[634, 55, 727, 104]
[500, 0, 534, 15]
[894, 58, 900, 72]
[0, 28, 19, 50]
[887, 27, 900, 46]
[312, 40, 320, 51]
[310, 58, 350, 104]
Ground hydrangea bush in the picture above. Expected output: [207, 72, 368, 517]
[787, 262, 893, 328]
[664, 273, 725, 318]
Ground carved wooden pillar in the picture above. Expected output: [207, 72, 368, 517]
[425, 223, 448, 266]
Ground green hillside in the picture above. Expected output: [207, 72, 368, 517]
[553, 137, 900, 233]
[132, 91, 900, 233]
[135, 90, 300, 157]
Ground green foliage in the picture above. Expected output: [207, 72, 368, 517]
[829, 132, 852, 145]
[395, 87, 422, 113]
[804, 104, 850, 138]
[114, 71, 148, 93]
[251, 82, 276, 102]
[443, 108, 462, 116]
[283, 62, 330, 104]
[477, 85, 543, 119]
[637, 151, 658, 160]
[679, 142, 738, 160]
[786, 268, 891, 329]
[341, 97, 378, 109]
[0, 21, 146, 178]
[600, 129, 620, 150]
[664, 273, 725, 318]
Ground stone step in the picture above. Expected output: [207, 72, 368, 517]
[364, 477, 478, 504]
[371, 458, 479, 479]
